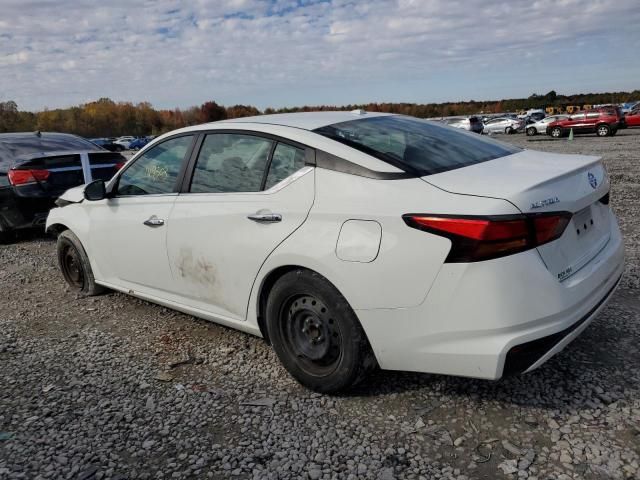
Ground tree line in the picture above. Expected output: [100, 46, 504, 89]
[1, 89, 638, 137]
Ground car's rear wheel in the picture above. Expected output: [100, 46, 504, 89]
[596, 124, 610, 137]
[266, 269, 376, 393]
[526, 127, 537, 136]
[57, 230, 105, 296]
[505, 127, 514, 134]
[550, 127, 563, 138]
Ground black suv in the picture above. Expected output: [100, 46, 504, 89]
[0, 132, 126, 241]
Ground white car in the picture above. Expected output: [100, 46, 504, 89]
[46, 111, 624, 393]
[483, 117, 524, 134]
[526, 115, 569, 136]
[114, 136, 136, 149]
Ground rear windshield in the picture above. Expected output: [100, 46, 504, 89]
[314, 115, 520, 176]
[0, 134, 100, 160]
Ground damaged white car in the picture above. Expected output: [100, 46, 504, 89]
[47, 111, 624, 392]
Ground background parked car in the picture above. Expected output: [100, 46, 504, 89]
[526, 115, 569, 136]
[114, 136, 136, 149]
[434, 116, 484, 134]
[625, 110, 640, 127]
[128, 137, 151, 150]
[482, 117, 524, 134]
[0, 132, 125, 242]
[90, 137, 125, 152]
[546, 109, 623, 138]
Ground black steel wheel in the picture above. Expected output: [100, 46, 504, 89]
[60, 242, 85, 289]
[280, 294, 342, 377]
[266, 269, 376, 393]
[56, 230, 106, 296]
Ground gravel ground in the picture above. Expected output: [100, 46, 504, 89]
[1, 129, 639, 480]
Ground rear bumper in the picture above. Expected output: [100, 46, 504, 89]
[0, 187, 54, 231]
[503, 274, 620, 375]
[356, 214, 624, 379]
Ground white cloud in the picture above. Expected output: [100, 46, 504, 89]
[0, 0, 639, 110]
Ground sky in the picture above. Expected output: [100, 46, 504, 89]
[1, 0, 639, 112]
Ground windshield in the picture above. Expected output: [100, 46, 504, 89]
[313, 115, 520, 176]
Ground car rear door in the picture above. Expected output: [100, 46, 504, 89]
[88, 134, 196, 294]
[166, 132, 315, 321]
[566, 113, 587, 132]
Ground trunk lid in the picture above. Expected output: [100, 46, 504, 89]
[425, 149, 612, 281]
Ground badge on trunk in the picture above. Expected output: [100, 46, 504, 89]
[588, 172, 598, 189]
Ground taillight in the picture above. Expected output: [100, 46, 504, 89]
[403, 212, 572, 262]
[115, 161, 126, 170]
[8, 169, 50, 186]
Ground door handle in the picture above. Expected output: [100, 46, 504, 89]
[247, 213, 282, 223]
[143, 215, 165, 227]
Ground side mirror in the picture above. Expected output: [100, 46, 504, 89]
[84, 179, 106, 201]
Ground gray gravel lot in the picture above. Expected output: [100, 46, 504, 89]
[1, 129, 639, 480]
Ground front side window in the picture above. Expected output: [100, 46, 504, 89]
[314, 115, 520, 176]
[116, 135, 193, 196]
[265, 143, 307, 190]
[190, 134, 272, 193]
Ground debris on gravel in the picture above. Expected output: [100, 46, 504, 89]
[1, 130, 639, 479]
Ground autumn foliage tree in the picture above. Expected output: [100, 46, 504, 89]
[1, 89, 638, 136]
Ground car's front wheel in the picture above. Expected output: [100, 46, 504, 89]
[526, 127, 537, 136]
[266, 269, 376, 393]
[57, 230, 105, 296]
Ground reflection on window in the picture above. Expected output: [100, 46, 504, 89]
[190, 134, 272, 193]
[265, 143, 306, 189]
[117, 136, 192, 195]
[314, 116, 520, 176]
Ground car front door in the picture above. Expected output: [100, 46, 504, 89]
[88, 134, 195, 294]
[166, 132, 315, 321]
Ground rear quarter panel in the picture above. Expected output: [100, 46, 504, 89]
[246, 168, 520, 325]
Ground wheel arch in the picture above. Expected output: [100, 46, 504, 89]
[46, 222, 70, 236]
[256, 264, 312, 344]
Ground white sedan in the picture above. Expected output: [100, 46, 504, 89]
[47, 111, 624, 392]
[526, 115, 570, 136]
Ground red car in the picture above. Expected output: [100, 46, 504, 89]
[546, 108, 624, 138]
[625, 110, 640, 127]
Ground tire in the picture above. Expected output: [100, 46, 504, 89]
[596, 124, 610, 137]
[526, 127, 537, 136]
[266, 269, 377, 393]
[56, 230, 105, 296]
[505, 127, 514, 134]
[550, 127, 563, 138]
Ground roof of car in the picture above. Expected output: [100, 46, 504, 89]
[218, 111, 394, 130]
[0, 132, 80, 141]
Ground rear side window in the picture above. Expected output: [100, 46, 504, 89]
[314, 115, 520, 176]
[190, 134, 273, 193]
[265, 143, 307, 190]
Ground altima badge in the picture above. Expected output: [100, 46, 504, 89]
[588, 172, 598, 189]
[530, 197, 560, 209]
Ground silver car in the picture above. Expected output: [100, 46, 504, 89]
[526, 115, 569, 136]
[482, 117, 524, 134]
[439, 116, 484, 134]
